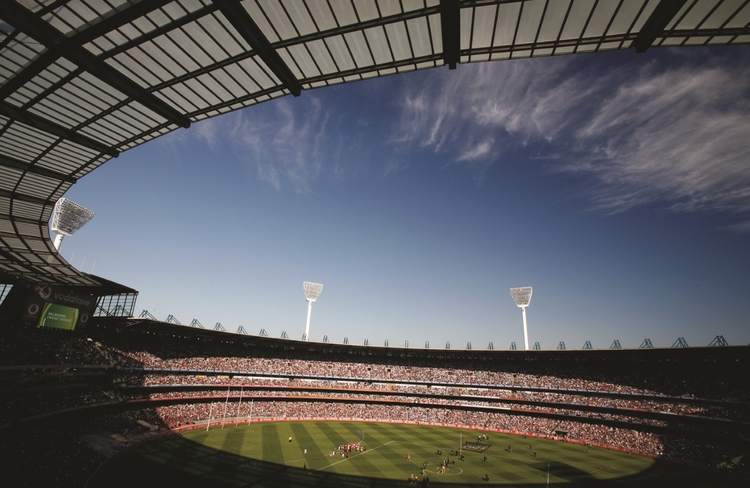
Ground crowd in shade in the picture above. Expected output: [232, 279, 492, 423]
[1, 325, 747, 488]
[0, 328, 111, 365]
[3, 418, 106, 488]
[2, 407, 168, 488]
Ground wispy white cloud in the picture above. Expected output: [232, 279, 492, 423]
[392, 49, 750, 220]
[457, 139, 494, 162]
[724, 220, 750, 234]
[568, 61, 750, 215]
[391, 57, 591, 179]
[187, 96, 332, 193]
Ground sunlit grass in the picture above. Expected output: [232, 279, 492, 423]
[91, 421, 727, 487]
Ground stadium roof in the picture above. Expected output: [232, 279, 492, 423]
[1, 0, 748, 288]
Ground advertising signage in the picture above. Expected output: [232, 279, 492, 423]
[23, 285, 96, 330]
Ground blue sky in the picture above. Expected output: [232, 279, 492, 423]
[58, 46, 750, 350]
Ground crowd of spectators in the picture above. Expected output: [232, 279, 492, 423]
[147, 400, 735, 468]
[2, 323, 748, 487]
[3, 420, 105, 488]
[0, 328, 111, 366]
[100, 327, 749, 400]
[121, 383, 735, 429]
[3, 387, 113, 423]
[125, 373, 746, 421]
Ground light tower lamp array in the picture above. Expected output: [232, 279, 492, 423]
[50, 198, 95, 250]
[510, 286, 533, 351]
[303, 281, 324, 341]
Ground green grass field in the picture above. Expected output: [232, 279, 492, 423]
[88, 421, 728, 487]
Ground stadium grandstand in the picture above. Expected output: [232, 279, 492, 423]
[1, 320, 749, 486]
[1, 0, 749, 487]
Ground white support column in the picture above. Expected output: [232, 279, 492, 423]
[303, 282, 323, 342]
[305, 301, 313, 341]
[510, 287, 533, 352]
[522, 307, 529, 351]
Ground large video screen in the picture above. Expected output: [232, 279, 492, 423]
[23, 285, 95, 330]
[38, 302, 80, 330]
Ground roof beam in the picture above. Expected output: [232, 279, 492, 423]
[0, 0, 191, 129]
[0, 189, 54, 207]
[0, 214, 43, 228]
[0, 101, 119, 158]
[634, 0, 689, 53]
[0, 154, 77, 184]
[441, 0, 460, 69]
[0, 0, 176, 101]
[214, 0, 303, 97]
[669, 26, 750, 39]
[67, 0, 176, 46]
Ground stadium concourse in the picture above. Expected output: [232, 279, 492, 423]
[1, 318, 749, 487]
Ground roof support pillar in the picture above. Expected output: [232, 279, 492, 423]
[634, 0, 689, 53]
[441, 0, 460, 69]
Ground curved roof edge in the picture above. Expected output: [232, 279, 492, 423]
[2, 0, 747, 289]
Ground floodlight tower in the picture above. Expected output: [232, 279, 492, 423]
[50, 198, 95, 250]
[510, 287, 533, 351]
[303, 281, 323, 341]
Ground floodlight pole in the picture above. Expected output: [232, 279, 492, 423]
[305, 300, 314, 341]
[303, 281, 323, 341]
[510, 287, 533, 351]
[53, 233, 65, 250]
[521, 306, 529, 351]
[50, 198, 94, 251]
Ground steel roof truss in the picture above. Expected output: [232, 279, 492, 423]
[0, 0, 191, 129]
[634, 0, 691, 52]
[214, 0, 303, 97]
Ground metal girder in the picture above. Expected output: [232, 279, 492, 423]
[441, 0, 460, 69]
[0, 154, 77, 184]
[0, 101, 119, 158]
[139, 310, 157, 320]
[0, 189, 54, 207]
[0, 0, 191, 129]
[0, 0, 174, 100]
[0, 214, 44, 228]
[634, 0, 690, 53]
[214, 0, 303, 97]
[672, 337, 689, 348]
[67, 0, 176, 46]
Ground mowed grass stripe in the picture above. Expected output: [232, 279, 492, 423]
[364, 421, 419, 448]
[307, 422, 415, 480]
[260, 423, 285, 464]
[92, 421, 736, 488]
[288, 422, 330, 469]
[308, 421, 353, 468]
[352, 423, 470, 481]
[330, 442, 390, 479]
[315, 421, 356, 449]
[220, 425, 246, 455]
